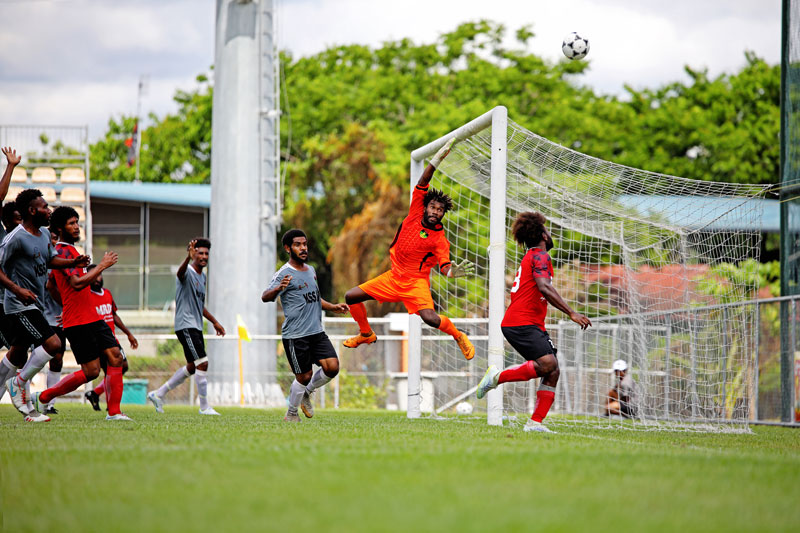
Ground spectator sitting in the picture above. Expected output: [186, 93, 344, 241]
[605, 359, 637, 418]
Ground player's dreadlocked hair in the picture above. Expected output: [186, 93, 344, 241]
[15, 188, 43, 220]
[50, 206, 80, 236]
[423, 188, 453, 213]
[194, 237, 211, 250]
[512, 211, 548, 248]
[281, 228, 306, 248]
[1, 201, 18, 232]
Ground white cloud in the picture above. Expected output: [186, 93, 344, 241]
[0, 0, 783, 142]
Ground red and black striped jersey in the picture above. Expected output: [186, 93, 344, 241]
[502, 248, 554, 330]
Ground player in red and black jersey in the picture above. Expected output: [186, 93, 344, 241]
[83, 266, 139, 411]
[31, 206, 132, 420]
[476, 212, 591, 432]
[342, 138, 477, 359]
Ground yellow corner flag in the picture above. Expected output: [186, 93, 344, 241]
[236, 314, 251, 342]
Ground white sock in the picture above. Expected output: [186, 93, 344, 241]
[305, 368, 333, 394]
[19, 346, 53, 383]
[195, 369, 209, 410]
[157, 366, 191, 398]
[47, 369, 61, 407]
[288, 379, 305, 414]
[0, 356, 19, 400]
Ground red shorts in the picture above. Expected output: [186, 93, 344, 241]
[359, 270, 434, 315]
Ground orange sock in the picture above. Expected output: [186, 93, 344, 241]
[349, 303, 372, 334]
[438, 315, 460, 338]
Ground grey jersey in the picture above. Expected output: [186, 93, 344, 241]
[0, 225, 56, 314]
[175, 264, 206, 331]
[267, 263, 323, 339]
[0, 224, 6, 305]
[42, 270, 62, 327]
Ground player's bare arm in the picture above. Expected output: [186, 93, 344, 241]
[261, 274, 292, 302]
[203, 307, 225, 336]
[176, 239, 197, 282]
[67, 251, 118, 291]
[1, 147, 21, 203]
[417, 137, 456, 188]
[534, 276, 592, 329]
[0, 266, 37, 304]
[113, 312, 139, 349]
[49, 253, 90, 270]
[322, 299, 349, 314]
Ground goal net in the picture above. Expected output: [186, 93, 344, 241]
[407, 107, 769, 432]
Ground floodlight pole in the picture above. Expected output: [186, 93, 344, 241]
[209, 0, 278, 404]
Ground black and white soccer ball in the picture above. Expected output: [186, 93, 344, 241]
[562, 32, 589, 60]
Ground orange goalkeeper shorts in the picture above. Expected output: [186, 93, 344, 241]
[359, 270, 434, 315]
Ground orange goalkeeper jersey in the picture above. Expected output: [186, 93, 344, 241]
[388, 184, 451, 280]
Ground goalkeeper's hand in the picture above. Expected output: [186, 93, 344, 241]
[430, 137, 457, 168]
[446, 259, 475, 278]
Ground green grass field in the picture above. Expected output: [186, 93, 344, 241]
[2, 405, 799, 533]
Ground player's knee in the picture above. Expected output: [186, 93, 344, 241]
[296, 371, 312, 385]
[419, 310, 440, 328]
[538, 355, 558, 375]
[549, 366, 560, 383]
[323, 361, 339, 378]
[186, 362, 196, 375]
[122, 360, 129, 374]
[344, 288, 360, 304]
[84, 367, 100, 381]
[44, 337, 62, 356]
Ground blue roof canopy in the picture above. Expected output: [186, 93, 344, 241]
[89, 181, 210, 208]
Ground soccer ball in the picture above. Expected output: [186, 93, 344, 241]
[456, 401, 473, 415]
[562, 32, 589, 60]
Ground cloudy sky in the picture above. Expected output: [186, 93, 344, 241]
[0, 0, 782, 142]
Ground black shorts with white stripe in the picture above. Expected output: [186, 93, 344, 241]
[6, 308, 56, 348]
[282, 331, 337, 375]
[176, 328, 207, 365]
[0, 303, 15, 349]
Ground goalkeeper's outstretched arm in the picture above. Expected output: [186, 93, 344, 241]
[417, 137, 456, 188]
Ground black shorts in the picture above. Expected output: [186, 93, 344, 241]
[65, 320, 119, 365]
[282, 331, 337, 375]
[6, 309, 56, 348]
[176, 328, 207, 365]
[501, 325, 557, 361]
[0, 303, 13, 348]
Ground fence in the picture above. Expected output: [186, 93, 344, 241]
[21, 296, 798, 424]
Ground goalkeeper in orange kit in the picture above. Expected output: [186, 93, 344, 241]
[343, 138, 476, 360]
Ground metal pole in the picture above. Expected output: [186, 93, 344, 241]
[664, 314, 671, 419]
[754, 301, 761, 421]
[406, 157, 424, 419]
[721, 308, 729, 419]
[486, 106, 508, 426]
[689, 311, 699, 420]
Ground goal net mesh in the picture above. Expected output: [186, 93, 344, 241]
[417, 118, 769, 432]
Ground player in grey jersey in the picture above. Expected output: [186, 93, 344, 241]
[0, 188, 89, 421]
[262, 229, 349, 422]
[148, 238, 225, 415]
[0, 148, 21, 406]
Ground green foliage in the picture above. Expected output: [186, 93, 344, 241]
[336, 370, 386, 409]
[87, 21, 781, 300]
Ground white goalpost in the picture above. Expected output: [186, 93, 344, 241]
[407, 106, 770, 432]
